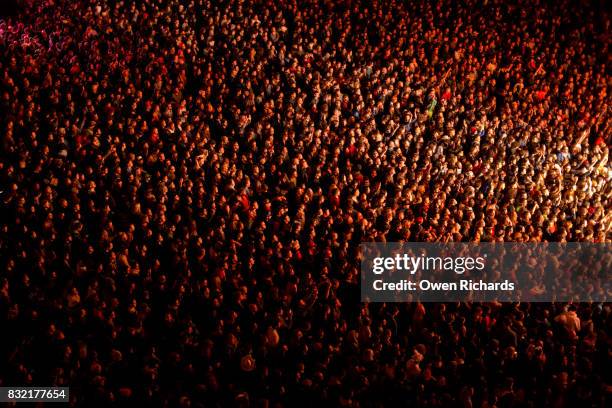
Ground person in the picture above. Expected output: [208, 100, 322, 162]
[555, 305, 581, 340]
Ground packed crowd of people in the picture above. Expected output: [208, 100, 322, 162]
[1, 0, 610, 406]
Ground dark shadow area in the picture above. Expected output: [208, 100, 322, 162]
[0, 0, 20, 18]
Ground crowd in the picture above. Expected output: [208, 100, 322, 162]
[0, 0, 610, 406]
